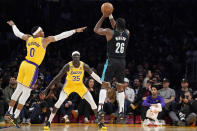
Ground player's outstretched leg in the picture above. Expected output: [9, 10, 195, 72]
[9, 85, 31, 128]
[4, 83, 23, 122]
[44, 90, 67, 130]
[84, 91, 107, 130]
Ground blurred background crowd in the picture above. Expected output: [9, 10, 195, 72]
[0, 0, 197, 126]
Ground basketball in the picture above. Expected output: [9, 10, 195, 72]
[101, 2, 114, 16]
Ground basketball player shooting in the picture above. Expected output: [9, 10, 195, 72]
[94, 2, 130, 125]
[42, 51, 109, 130]
[5, 20, 86, 128]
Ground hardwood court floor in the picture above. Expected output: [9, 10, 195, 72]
[0, 123, 196, 131]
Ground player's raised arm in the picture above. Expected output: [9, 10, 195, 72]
[42, 27, 87, 48]
[42, 64, 69, 94]
[7, 20, 31, 41]
[94, 15, 113, 41]
[109, 14, 116, 29]
[94, 15, 110, 36]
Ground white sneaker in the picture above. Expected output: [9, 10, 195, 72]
[143, 119, 153, 126]
[153, 119, 162, 126]
[62, 115, 70, 123]
[84, 117, 89, 123]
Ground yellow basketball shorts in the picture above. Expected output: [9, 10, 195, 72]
[63, 83, 87, 98]
[17, 60, 39, 88]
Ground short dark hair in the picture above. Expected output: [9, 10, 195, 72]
[31, 26, 40, 35]
[116, 18, 126, 30]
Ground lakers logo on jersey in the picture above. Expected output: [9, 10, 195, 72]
[66, 61, 84, 83]
[25, 37, 46, 66]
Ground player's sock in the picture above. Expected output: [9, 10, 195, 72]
[8, 106, 14, 114]
[118, 92, 125, 113]
[48, 113, 56, 123]
[14, 109, 21, 119]
[98, 89, 107, 111]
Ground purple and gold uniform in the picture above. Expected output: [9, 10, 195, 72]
[17, 37, 46, 88]
[63, 61, 87, 98]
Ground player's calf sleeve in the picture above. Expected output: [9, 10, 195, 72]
[11, 83, 23, 101]
[117, 92, 125, 113]
[84, 91, 97, 110]
[18, 87, 32, 105]
[98, 89, 107, 111]
[54, 90, 67, 108]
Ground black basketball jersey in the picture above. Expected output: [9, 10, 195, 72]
[107, 30, 129, 58]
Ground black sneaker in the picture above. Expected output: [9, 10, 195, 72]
[9, 116, 20, 128]
[97, 110, 105, 122]
[44, 121, 51, 130]
[116, 112, 124, 123]
[98, 122, 107, 130]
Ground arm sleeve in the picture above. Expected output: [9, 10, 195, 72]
[12, 25, 24, 38]
[54, 30, 76, 41]
[90, 72, 102, 84]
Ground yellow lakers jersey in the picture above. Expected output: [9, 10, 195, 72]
[25, 37, 46, 66]
[66, 61, 84, 84]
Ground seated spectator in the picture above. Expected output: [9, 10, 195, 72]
[45, 87, 57, 108]
[158, 78, 176, 113]
[3, 76, 17, 111]
[20, 92, 50, 124]
[142, 86, 165, 126]
[78, 78, 97, 123]
[60, 92, 81, 123]
[124, 78, 135, 115]
[103, 88, 118, 123]
[60, 100, 74, 123]
[176, 78, 192, 102]
[131, 79, 151, 116]
[169, 91, 196, 126]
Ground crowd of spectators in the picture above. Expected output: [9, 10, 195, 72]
[0, 0, 197, 126]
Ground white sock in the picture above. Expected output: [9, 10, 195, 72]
[48, 113, 55, 123]
[14, 109, 21, 119]
[8, 106, 14, 114]
[98, 89, 107, 111]
[118, 92, 125, 113]
[98, 105, 102, 111]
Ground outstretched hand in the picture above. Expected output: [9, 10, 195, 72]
[7, 20, 15, 26]
[102, 81, 111, 89]
[75, 27, 87, 33]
